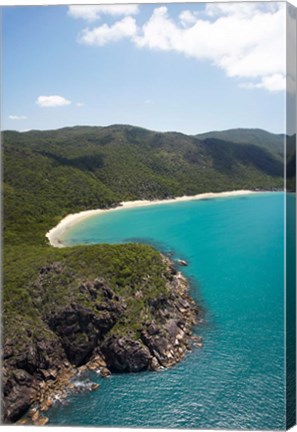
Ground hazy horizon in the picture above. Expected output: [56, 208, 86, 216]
[2, 123, 287, 137]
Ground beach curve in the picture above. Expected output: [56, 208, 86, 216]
[46, 190, 257, 248]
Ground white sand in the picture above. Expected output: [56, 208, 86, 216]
[46, 190, 257, 248]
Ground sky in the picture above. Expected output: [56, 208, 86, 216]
[2, 2, 287, 135]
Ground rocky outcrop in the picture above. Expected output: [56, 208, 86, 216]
[2, 256, 201, 424]
[102, 336, 152, 372]
[100, 258, 198, 373]
[46, 299, 124, 366]
[141, 261, 198, 369]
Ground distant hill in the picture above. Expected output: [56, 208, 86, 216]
[196, 128, 285, 160]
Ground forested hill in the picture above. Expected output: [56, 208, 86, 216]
[3, 125, 287, 245]
[196, 128, 285, 159]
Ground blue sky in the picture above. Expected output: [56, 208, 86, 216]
[2, 3, 286, 134]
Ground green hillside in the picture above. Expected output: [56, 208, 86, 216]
[196, 128, 285, 160]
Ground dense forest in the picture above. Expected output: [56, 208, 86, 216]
[2, 125, 294, 423]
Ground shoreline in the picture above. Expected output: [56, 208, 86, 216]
[46, 190, 258, 248]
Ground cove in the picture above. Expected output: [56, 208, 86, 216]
[48, 192, 285, 429]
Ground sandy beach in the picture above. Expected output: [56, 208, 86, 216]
[46, 190, 257, 248]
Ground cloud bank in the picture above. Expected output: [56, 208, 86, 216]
[71, 3, 286, 93]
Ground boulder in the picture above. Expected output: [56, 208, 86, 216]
[34, 416, 49, 426]
[40, 398, 53, 412]
[31, 410, 39, 422]
[39, 368, 57, 381]
[149, 357, 161, 371]
[91, 383, 100, 391]
[99, 367, 111, 377]
[27, 407, 38, 418]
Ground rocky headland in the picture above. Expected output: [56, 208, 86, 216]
[3, 253, 201, 425]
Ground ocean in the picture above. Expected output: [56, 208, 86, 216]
[48, 192, 286, 429]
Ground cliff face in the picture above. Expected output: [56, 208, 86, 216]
[3, 333, 65, 422]
[101, 261, 198, 372]
[2, 253, 199, 424]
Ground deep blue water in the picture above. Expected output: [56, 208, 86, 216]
[48, 193, 286, 429]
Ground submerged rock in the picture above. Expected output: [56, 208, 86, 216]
[177, 259, 188, 266]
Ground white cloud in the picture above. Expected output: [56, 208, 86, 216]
[80, 17, 137, 46]
[240, 74, 286, 92]
[179, 10, 198, 27]
[76, 102, 84, 107]
[68, 5, 139, 22]
[36, 95, 71, 107]
[76, 3, 286, 93]
[133, 4, 286, 92]
[8, 115, 27, 120]
[133, 7, 175, 51]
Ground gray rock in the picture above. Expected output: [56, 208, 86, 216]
[102, 336, 152, 372]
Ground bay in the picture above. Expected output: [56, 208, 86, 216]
[48, 192, 286, 429]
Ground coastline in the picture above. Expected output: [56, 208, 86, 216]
[46, 190, 258, 248]
[14, 255, 199, 426]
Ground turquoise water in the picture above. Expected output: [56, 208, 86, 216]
[48, 193, 285, 429]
